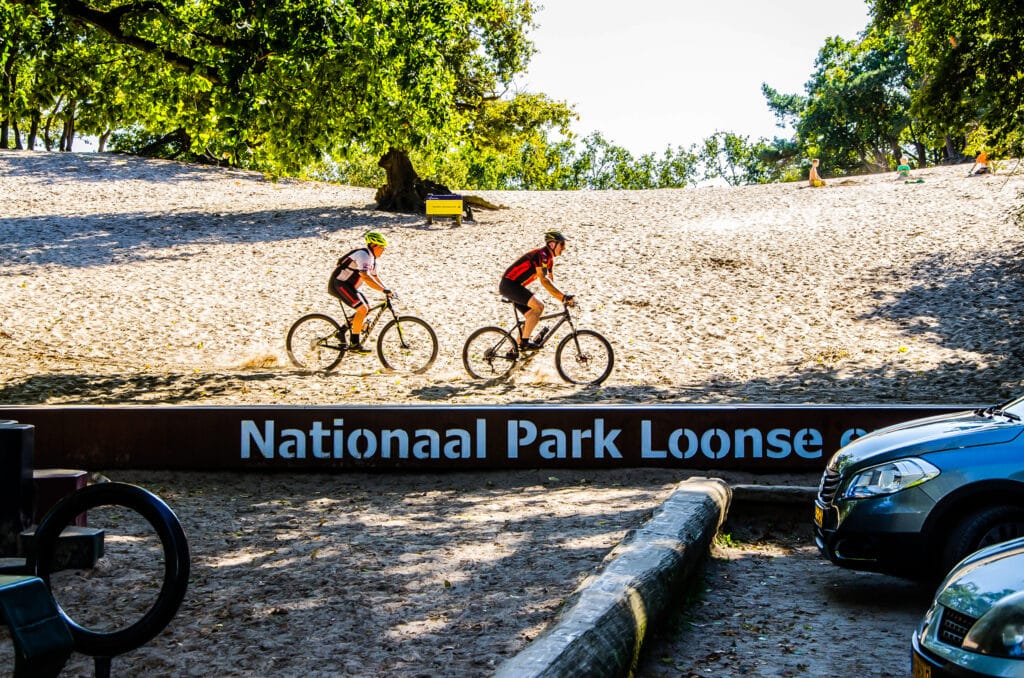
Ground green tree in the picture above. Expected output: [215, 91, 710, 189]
[432, 93, 577, 190]
[18, 0, 539, 208]
[309, 93, 577, 190]
[768, 31, 917, 175]
[566, 133, 697, 190]
[697, 131, 779, 186]
[870, 0, 1024, 158]
[1, 0, 45, 148]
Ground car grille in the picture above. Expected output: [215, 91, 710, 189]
[938, 606, 977, 648]
[818, 468, 842, 505]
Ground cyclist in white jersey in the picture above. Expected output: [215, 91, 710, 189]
[328, 231, 393, 352]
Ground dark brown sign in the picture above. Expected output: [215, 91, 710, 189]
[0, 404, 971, 473]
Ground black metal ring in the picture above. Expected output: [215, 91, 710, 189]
[31, 482, 190, 658]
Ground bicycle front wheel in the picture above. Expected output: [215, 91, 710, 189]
[286, 313, 346, 371]
[555, 330, 614, 385]
[377, 316, 438, 374]
[463, 326, 518, 380]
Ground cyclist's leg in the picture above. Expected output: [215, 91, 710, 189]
[333, 281, 367, 337]
[521, 296, 544, 345]
[351, 300, 368, 335]
[499, 279, 539, 346]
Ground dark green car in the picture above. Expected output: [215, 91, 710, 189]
[814, 396, 1024, 582]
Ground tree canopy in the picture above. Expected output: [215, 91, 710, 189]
[3, 0, 541, 173]
[3, 0, 1022, 189]
[869, 0, 1024, 156]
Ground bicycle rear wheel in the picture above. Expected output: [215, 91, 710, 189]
[286, 313, 346, 371]
[555, 330, 614, 385]
[377, 316, 438, 374]
[463, 326, 519, 379]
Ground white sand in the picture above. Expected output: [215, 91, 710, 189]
[3, 150, 1022, 405]
[2, 151, 1023, 675]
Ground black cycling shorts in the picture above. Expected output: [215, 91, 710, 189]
[330, 278, 368, 309]
[499, 278, 534, 314]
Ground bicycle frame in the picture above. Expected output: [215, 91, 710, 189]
[337, 297, 398, 342]
[507, 302, 577, 348]
[462, 297, 612, 384]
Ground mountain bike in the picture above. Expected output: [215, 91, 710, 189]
[462, 298, 613, 385]
[286, 296, 438, 374]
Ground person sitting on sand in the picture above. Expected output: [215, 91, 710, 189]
[809, 158, 826, 187]
[968, 150, 989, 176]
[499, 230, 574, 351]
[327, 231, 394, 352]
[895, 155, 912, 179]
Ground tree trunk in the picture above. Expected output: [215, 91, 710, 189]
[1, 52, 11, 149]
[98, 129, 111, 152]
[9, 67, 21, 149]
[42, 96, 61, 152]
[135, 128, 190, 158]
[60, 99, 76, 152]
[890, 140, 902, 167]
[942, 135, 962, 164]
[374, 148, 426, 212]
[374, 148, 454, 213]
[28, 112, 39, 150]
[914, 141, 926, 168]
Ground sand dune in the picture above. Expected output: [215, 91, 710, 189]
[2, 150, 1023, 406]
[3, 150, 1024, 676]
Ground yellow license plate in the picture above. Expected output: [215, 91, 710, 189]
[911, 653, 932, 678]
[814, 504, 824, 526]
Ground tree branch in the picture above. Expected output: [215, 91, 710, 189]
[59, 0, 220, 83]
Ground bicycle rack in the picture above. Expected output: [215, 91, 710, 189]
[9, 482, 192, 677]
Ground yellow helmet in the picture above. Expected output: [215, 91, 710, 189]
[365, 231, 388, 247]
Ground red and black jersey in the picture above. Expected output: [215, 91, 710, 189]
[502, 246, 553, 286]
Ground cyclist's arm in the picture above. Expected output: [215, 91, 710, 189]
[536, 267, 569, 303]
[358, 271, 391, 295]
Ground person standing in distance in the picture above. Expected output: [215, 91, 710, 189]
[499, 230, 574, 351]
[327, 231, 393, 352]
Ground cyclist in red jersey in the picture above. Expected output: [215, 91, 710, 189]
[499, 230, 574, 350]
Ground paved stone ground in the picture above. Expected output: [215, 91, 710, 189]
[635, 504, 933, 677]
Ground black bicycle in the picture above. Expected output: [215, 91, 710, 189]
[286, 296, 438, 374]
[463, 298, 613, 385]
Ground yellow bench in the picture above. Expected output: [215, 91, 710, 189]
[425, 194, 463, 226]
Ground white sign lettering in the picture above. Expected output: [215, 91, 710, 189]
[506, 418, 622, 459]
[640, 420, 823, 460]
[240, 418, 487, 460]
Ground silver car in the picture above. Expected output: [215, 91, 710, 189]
[912, 535, 1024, 677]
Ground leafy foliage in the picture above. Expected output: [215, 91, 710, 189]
[763, 29, 923, 176]
[870, 0, 1024, 156]
[4, 0, 538, 172]
[6, 0, 1018, 191]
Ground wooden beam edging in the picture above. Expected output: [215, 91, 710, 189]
[0, 404, 972, 473]
[494, 478, 731, 678]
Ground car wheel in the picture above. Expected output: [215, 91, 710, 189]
[941, 505, 1024, 574]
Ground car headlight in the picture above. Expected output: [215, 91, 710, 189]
[962, 591, 1024, 658]
[842, 458, 940, 500]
